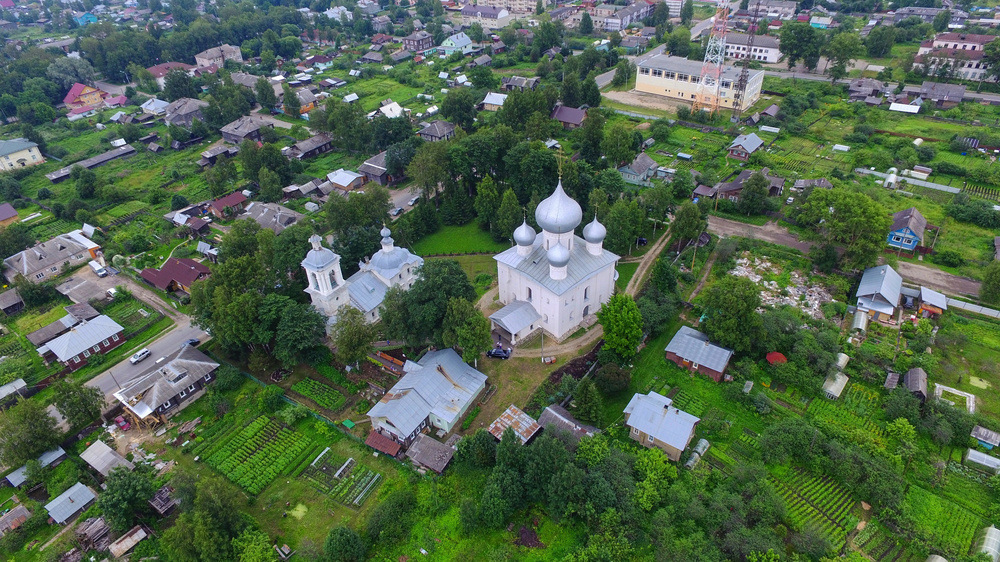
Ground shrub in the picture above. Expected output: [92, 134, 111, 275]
[594, 364, 631, 394]
[213, 364, 244, 393]
[932, 250, 965, 268]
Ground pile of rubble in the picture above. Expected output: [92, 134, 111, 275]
[729, 255, 833, 319]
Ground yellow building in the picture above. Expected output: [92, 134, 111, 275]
[635, 55, 764, 110]
[0, 139, 43, 171]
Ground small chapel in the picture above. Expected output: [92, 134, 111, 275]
[491, 180, 619, 343]
[301, 225, 423, 328]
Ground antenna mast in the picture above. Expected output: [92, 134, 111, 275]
[692, 0, 731, 115]
[731, 0, 763, 123]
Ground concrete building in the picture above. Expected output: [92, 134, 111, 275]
[461, 4, 511, 29]
[145, 62, 195, 89]
[724, 32, 782, 64]
[635, 55, 763, 109]
[194, 44, 243, 68]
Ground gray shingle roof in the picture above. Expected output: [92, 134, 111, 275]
[891, 207, 927, 241]
[664, 326, 733, 373]
[905, 367, 928, 396]
[242, 202, 303, 235]
[537, 404, 598, 442]
[494, 234, 619, 296]
[405, 434, 454, 473]
[45, 482, 96, 524]
[624, 391, 699, 451]
[418, 120, 456, 139]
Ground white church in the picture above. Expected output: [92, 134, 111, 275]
[491, 180, 620, 343]
[301, 225, 423, 328]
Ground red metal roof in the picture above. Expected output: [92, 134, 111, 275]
[209, 191, 247, 212]
[365, 430, 401, 456]
[766, 352, 787, 365]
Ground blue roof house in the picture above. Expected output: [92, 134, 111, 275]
[887, 207, 927, 251]
[73, 11, 98, 25]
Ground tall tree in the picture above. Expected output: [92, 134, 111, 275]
[982, 261, 1000, 305]
[52, 379, 103, 429]
[581, 76, 602, 107]
[701, 276, 763, 354]
[332, 306, 376, 367]
[579, 111, 606, 165]
[282, 84, 301, 117]
[797, 188, 890, 270]
[824, 32, 864, 82]
[602, 121, 637, 167]
[441, 298, 492, 362]
[680, 0, 693, 25]
[380, 260, 477, 345]
[865, 25, 897, 58]
[671, 200, 705, 245]
[572, 380, 603, 424]
[493, 189, 522, 243]
[232, 529, 278, 562]
[255, 77, 278, 110]
[932, 9, 951, 32]
[324, 527, 365, 562]
[780, 22, 823, 71]
[257, 167, 282, 203]
[0, 399, 61, 468]
[736, 172, 769, 216]
[163, 69, 198, 101]
[407, 141, 451, 201]
[605, 198, 646, 255]
[97, 466, 155, 531]
[474, 175, 501, 231]
[441, 88, 477, 132]
[598, 293, 644, 363]
[580, 11, 594, 34]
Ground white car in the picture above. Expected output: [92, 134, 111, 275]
[785, 197, 795, 205]
[129, 348, 151, 364]
[408, 196, 420, 206]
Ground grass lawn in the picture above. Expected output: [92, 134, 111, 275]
[470, 354, 571, 436]
[935, 312, 1000, 419]
[412, 223, 510, 255]
[427, 255, 498, 295]
[615, 262, 639, 292]
[11, 302, 74, 334]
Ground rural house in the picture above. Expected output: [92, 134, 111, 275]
[37, 315, 125, 372]
[358, 152, 396, 185]
[712, 168, 784, 201]
[208, 191, 248, 218]
[164, 98, 209, 127]
[888, 207, 927, 251]
[623, 391, 700, 462]
[220, 115, 272, 144]
[366, 348, 487, 448]
[727, 133, 765, 161]
[113, 346, 221, 424]
[855, 265, 902, 322]
[664, 326, 734, 382]
[63, 83, 108, 109]
[3, 229, 100, 284]
[550, 105, 587, 129]
[194, 44, 243, 67]
[417, 120, 457, 142]
[403, 30, 435, 52]
[0, 138, 43, 171]
[479, 92, 508, 111]
[140, 258, 211, 293]
[619, 153, 659, 186]
[242, 202, 303, 235]
[286, 133, 333, 159]
[145, 62, 194, 88]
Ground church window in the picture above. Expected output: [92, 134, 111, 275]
[310, 272, 318, 289]
[526, 287, 532, 301]
[584, 287, 590, 301]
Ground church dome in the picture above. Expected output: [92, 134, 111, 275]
[535, 180, 582, 234]
[583, 216, 607, 244]
[547, 241, 570, 268]
[513, 220, 536, 246]
[380, 224, 392, 238]
[302, 234, 338, 270]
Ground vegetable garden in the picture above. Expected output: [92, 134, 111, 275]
[201, 416, 315, 494]
[771, 468, 857, 552]
[302, 456, 381, 507]
[807, 386, 885, 439]
[854, 519, 925, 562]
[291, 378, 347, 412]
[902, 485, 982, 557]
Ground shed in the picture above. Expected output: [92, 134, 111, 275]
[904, 367, 929, 402]
[75, 516, 110, 550]
[919, 286, 948, 317]
[822, 372, 849, 400]
[109, 525, 148, 557]
[488, 404, 541, 444]
[967, 449, 1000, 474]
[365, 429, 401, 456]
[80, 440, 134, 477]
[45, 482, 96, 524]
[148, 485, 178, 516]
[7, 447, 67, 487]
[884, 371, 900, 390]
[537, 404, 598, 443]
[0, 505, 31, 537]
[973, 425, 1000, 450]
[404, 434, 454, 474]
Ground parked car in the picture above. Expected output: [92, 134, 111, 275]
[130, 348, 151, 364]
[390, 207, 404, 216]
[786, 197, 795, 205]
[408, 195, 420, 206]
[487, 347, 511, 359]
[114, 416, 130, 431]
[636, 237, 648, 246]
[88, 260, 107, 277]
[182, 338, 200, 348]
[106, 287, 117, 299]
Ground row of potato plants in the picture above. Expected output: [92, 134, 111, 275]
[904, 486, 981, 556]
[771, 479, 847, 549]
[855, 520, 922, 562]
[205, 416, 271, 470]
[785, 471, 855, 527]
[808, 398, 886, 437]
[226, 427, 312, 494]
[291, 378, 347, 412]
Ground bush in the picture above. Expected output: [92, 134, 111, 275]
[258, 385, 285, 413]
[594, 364, 631, 394]
[932, 250, 965, 267]
[213, 364, 244, 392]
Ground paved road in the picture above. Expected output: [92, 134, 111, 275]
[706, 215, 982, 297]
[388, 185, 422, 217]
[690, 18, 715, 40]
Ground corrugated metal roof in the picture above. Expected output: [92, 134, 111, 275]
[920, 286, 948, 310]
[664, 326, 733, 373]
[488, 404, 541, 444]
[623, 392, 699, 451]
[494, 233, 619, 296]
[45, 482, 96, 524]
[346, 271, 389, 313]
[80, 440, 134, 477]
[856, 265, 902, 310]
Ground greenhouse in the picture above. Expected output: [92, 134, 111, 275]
[966, 449, 1000, 475]
[980, 525, 1000, 562]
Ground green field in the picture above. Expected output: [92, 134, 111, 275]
[412, 223, 511, 255]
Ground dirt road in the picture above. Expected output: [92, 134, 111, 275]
[602, 90, 681, 114]
[706, 215, 982, 297]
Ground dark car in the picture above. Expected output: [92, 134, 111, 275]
[487, 348, 511, 359]
[636, 237, 648, 246]
[182, 338, 200, 347]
